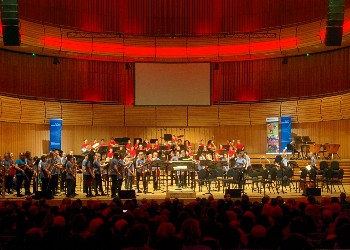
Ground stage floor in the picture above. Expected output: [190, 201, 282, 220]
[1, 180, 349, 206]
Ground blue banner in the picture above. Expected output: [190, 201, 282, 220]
[280, 116, 292, 153]
[50, 119, 62, 151]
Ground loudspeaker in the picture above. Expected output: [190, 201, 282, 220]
[1, 0, 21, 46]
[325, 0, 344, 46]
[33, 191, 53, 200]
[118, 190, 136, 199]
[225, 189, 242, 198]
[305, 187, 321, 196]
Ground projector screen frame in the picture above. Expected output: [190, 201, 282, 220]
[133, 62, 212, 106]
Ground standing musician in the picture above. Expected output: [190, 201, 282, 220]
[109, 152, 123, 198]
[2, 152, 14, 195]
[135, 152, 145, 193]
[124, 156, 135, 190]
[234, 151, 246, 188]
[48, 151, 59, 196]
[151, 151, 161, 191]
[65, 154, 75, 198]
[143, 153, 153, 193]
[81, 155, 89, 194]
[32, 156, 40, 194]
[85, 153, 95, 198]
[169, 151, 179, 186]
[14, 152, 27, 197]
[93, 153, 107, 196]
[39, 154, 50, 193]
[59, 152, 67, 194]
[67, 151, 78, 195]
[24, 151, 34, 196]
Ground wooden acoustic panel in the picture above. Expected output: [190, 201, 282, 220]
[341, 93, 350, 119]
[93, 104, 124, 126]
[45, 101, 62, 123]
[0, 96, 21, 123]
[125, 106, 156, 126]
[219, 104, 250, 125]
[297, 99, 322, 123]
[321, 96, 342, 121]
[250, 102, 281, 125]
[156, 106, 187, 127]
[20, 99, 45, 124]
[281, 101, 298, 123]
[61, 103, 93, 125]
[188, 106, 219, 126]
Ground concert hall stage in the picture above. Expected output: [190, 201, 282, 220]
[1, 182, 349, 207]
[1, 158, 349, 206]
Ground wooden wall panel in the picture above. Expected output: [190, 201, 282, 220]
[92, 104, 124, 126]
[219, 104, 250, 125]
[341, 93, 350, 119]
[155, 106, 188, 127]
[45, 101, 62, 123]
[1, 120, 350, 159]
[61, 103, 93, 126]
[0, 96, 21, 123]
[321, 96, 342, 121]
[125, 106, 156, 126]
[188, 106, 219, 126]
[281, 101, 298, 123]
[297, 99, 322, 123]
[20, 99, 45, 124]
[250, 102, 281, 125]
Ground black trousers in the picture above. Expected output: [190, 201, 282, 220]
[24, 169, 33, 194]
[94, 174, 104, 194]
[16, 174, 24, 196]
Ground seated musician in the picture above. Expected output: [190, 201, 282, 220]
[198, 139, 205, 147]
[108, 137, 117, 149]
[81, 139, 91, 153]
[235, 140, 245, 153]
[220, 153, 230, 173]
[125, 140, 132, 151]
[107, 148, 114, 159]
[184, 140, 192, 150]
[234, 151, 247, 170]
[99, 138, 106, 146]
[153, 139, 160, 152]
[228, 146, 236, 159]
[142, 139, 151, 152]
[207, 139, 216, 151]
[309, 152, 318, 171]
[216, 144, 225, 155]
[134, 139, 141, 150]
[91, 138, 100, 151]
[129, 146, 137, 158]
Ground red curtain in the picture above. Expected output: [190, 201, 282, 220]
[19, 0, 328, 35]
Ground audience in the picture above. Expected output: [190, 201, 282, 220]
[0, 193, 349, 250]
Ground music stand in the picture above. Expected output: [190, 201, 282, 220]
[160, 145, 169, 151]
[200, 160, 212, 167]
[164, 134, 172, 141]
[98, 146, 108, 156]
[198, 146, 204, 151]
[150, 139, 157, 144]
[220, 150, 228, 156]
